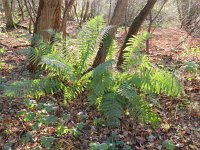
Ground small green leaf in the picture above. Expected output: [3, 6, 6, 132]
[162, 140, 175, 150]
[22, 132, 33, 144]
[63, 113, 70, 122]
[40, 136, 55, 149]
[57, 124, 69, 136]
[3, 143, 12, 150]
[32, 122, 40, 131]
[89, 142, 108, 150]
[24, 112, 36, 122]
[45, 115, 57, 125]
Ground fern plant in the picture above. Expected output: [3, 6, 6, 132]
[4, 16, 184, 128]
[4, 16, 110, 102]
[88, 32, 183, 127]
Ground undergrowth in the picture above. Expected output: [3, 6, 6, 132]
[3, 16, 184, 144]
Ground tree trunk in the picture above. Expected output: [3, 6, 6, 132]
[2, 0, 15, 29]
[146, 0, 168, 54]
[17, 0, 24, 21]
[117, 0, 157, 67]
[178, 0, 190, 30]
[109, 0, 128, 34]
[34, 0, 61, 41]
[29, 0, 61, 72]
[92, 0, 128, 68]
[82, 0, 90, 22]
[59, 0, 75, 37]
[178, 0, 200, 36]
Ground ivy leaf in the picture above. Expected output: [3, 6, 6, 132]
[32, 122, 40, 131]
[45, 115, 57, 125]
[22, 132, 33, 144]
[162, 140, 175, 150]
[89, 142, 108, 150]
[40, 136, 55, 149]
[38, 115, 57, 125]
[3, 143, 12, 150]
[24, 112, 36, 122]
[63, 113, 70, 122]
[57, 124, 69, 137]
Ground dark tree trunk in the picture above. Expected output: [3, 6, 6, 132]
[59, 0, 75, 37]
[2, 0, 15, 29]
[117, 0, 157, 67]
[177, 0, 200, 36]
[34, 0, 61, 41]
[92, 0, 128, 68]
[82, 0, 90, 22]
[29, 0, 61, 72]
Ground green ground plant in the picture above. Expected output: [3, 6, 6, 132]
[4, 16, 183, 130]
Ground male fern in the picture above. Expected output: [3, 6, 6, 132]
[4, 17, 184, 129]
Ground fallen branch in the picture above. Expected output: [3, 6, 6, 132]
[0, 42, 9, 48]
[13, 44, 31, 49]
[15, 24, 29, 30]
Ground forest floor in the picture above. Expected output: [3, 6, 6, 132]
[0, 25, 200, 149]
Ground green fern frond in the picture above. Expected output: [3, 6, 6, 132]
[96, 25, 116, 49]
[130, 68, 183, 97]
[4, 77, 62, 98]
[107, 39, 117, 60]
[100, 93, 123, 127]
[28, 42, 55, 70]
[40, 52, 76, 81]
[45, 29, 63, 43]
[118, 83, 160, 126]
[63, 76, 89, 103]
[123, 32, 150, 70]
[77, 16, 105, 74]
[92, 60, 114, 76]
[88, 60, 115, 105]
[31, 33, 43, 47]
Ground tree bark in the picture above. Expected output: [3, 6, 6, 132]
[82, 0, 90, 22]
[117, 0, 157, 67]
[2, 0, 15, 29]
[17, 0, 24, 21]
[146, 0, 168, 54]
[92, 0, 128, 68]
[34, 0, 61, 41]
[59, 0, 75, 37]
[178, 0, 200, 36]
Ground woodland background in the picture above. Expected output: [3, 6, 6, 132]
[0, 0, 199, 149]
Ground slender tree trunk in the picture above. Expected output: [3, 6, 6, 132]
[92, 0, 128, 68]
[146, 0, 168, 54]
[108, 0, 112, 23]
[59, 0, 75, 37]
[82, 0, 89, 22]
[24, 0, 35, 26]
[117, 0, 157, 67]
[2, 0, 15, 29]
[178, 0, 200, 36]
[29, 0, 61, 72]
[17, 0, 24, 21]
[34, 0, 61, 41]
